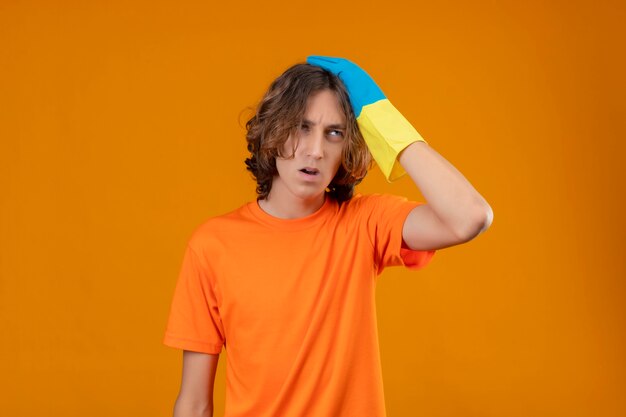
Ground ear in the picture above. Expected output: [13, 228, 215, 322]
[331, 163, 350, 185]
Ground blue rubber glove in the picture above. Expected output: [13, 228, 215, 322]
[307, 55, 427, 182]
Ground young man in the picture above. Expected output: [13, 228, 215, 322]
[163, 57, 493, 417]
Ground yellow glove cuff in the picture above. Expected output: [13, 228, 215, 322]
[357, 99, 427, 182]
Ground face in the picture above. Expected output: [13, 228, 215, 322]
[271, 89, 346, 205]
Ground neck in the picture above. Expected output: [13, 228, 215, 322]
[258, 189, 326, 219]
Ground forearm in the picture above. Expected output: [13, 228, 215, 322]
[398, 141, 493, 238]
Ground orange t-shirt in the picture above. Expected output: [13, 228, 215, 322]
[163, 193, 436, 417]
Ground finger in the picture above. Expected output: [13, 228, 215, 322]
[306, 55, 342, 65]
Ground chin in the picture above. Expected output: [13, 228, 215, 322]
[290, 185, 327, 201]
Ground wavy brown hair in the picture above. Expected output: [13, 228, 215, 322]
[244, 63, 372, 203]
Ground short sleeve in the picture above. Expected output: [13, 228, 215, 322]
[163, 244, 225, 354]
[360, 193, 436, 275]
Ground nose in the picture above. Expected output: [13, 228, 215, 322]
[305, 129, 324, 159]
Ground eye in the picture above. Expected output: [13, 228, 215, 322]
[327, 129, 345, 140]
[299, 122, 310, 132]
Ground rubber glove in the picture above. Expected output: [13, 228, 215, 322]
[307, 55, 427, 182]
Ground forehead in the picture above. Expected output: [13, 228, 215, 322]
[303, 89, 346, 124]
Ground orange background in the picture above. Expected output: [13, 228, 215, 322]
[1, 1, 624, 416]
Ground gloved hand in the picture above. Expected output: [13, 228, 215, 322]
[307, 55, 427, 182]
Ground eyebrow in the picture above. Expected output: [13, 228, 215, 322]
[302, 119, 346, 130]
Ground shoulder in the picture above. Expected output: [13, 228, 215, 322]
[339, 193, 413, 213]
[187, 202, 254, 252]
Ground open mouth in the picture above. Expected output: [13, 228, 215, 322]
[300, 168, 319, 176]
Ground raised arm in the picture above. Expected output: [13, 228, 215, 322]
[399, 141, 493, 250]
[173, 351, 220, 417]
[306, 55, 493, 251]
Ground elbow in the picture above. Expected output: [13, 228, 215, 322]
[478, 203, 494, 233]
[455, 203, 494, 241]
[174, 397, 213, 417]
